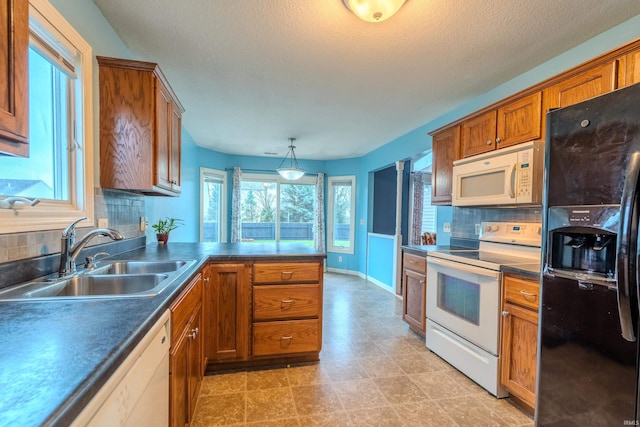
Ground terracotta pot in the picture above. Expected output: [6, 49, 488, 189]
[156, 233, 169, 244]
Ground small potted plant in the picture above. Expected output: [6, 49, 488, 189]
[151, 217, 183, 244]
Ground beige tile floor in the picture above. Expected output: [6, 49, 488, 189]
[192, 272, 534, 426]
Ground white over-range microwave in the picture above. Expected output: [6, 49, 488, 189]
[451, 140, 544, 207]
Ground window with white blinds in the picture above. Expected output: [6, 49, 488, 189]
[422, 183, 437, 233]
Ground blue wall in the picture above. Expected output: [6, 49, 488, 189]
[367, 234, 395, 290]
[50, 1, 640, 276]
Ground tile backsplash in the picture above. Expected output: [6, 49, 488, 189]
[0, 189, 145, 263]
[452, 207, 542, 240]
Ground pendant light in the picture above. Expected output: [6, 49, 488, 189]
[277, 138, 305, 180]
[343, 0, 407, 23]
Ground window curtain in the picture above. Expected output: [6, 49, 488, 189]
[314, 173, 325, 252]
[411, 171, 424, 245]
[231, 167, 242, 243]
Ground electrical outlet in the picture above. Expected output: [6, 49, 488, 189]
[140, 216, 147, 231]
[97, 218, 108, 228]
[338, 256, 343, 263]
[360, 219, 365, 225]
[475, 223, 481, 235]
[443, 222, 451, 233]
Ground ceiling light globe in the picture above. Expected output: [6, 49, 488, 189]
[277, 168, 305, 181]
[343, 0, 407, 22]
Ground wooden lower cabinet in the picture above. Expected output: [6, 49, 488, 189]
[170, 273, 204, 427]
[401, 251, 427, 336]
[203, 259, 324, 371]
[252, 262, 323, 359]
[253, 319, 321, 356]
[204, 263, 250, 363]
[500, 274, 539, 413]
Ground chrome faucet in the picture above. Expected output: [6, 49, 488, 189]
[59, 217, 124, 277]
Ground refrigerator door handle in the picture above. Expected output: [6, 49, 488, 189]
[617, 151, 640, 342]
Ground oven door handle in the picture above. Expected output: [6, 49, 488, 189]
[427, 257, 501, 280]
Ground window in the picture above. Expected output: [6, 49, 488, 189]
[327, 176, 355, 254]
[200, 168, 226, 242]
[239, 174, 316, 246]
[422, 181, 437, 233]
[0, 0, 94, 233]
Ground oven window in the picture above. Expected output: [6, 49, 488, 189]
[437, 274, 480, 325]
[460, 170, 505, 197]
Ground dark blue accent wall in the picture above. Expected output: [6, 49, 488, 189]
[372, 165, 396, 235]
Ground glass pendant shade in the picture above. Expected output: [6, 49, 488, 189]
[277, 138, 305, 180]
[343, 0, 407, 22]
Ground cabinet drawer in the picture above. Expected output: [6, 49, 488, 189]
[254, 284, 320, 321]
[252, 319, 321, 356]
[504, 275, 539, 310]
[403, 253, 426, 274]
[253, 262, 320, 284]
[170, 273, 202, 343]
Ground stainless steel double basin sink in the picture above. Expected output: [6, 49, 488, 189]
[0, 260, 196, 300]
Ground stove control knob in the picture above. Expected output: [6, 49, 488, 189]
[492, 225, 499, 231]
[484, 225, 491, 232]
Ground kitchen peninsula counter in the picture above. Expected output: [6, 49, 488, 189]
[0, 242, 325, 427]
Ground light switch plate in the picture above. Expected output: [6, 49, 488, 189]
[443, 223, 451, 233]
[97, 218, 108, 228]
[475, 223, 481, 235]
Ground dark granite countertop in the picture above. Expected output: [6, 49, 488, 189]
[501, 263, 541, 279]
[0, 242, 325, 427]
[400, 244, 475, 255]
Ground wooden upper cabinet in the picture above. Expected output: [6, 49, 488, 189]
[543, 61, 617, 111]
[618, 48, 640, 88]
[0, 0, 29, 157]
[430, 125, 460, 205]
[461, 110, 497, 158]
[97, 56, 184, 196]
[461, 92, 542, 158]
[496, 91, 542, 149]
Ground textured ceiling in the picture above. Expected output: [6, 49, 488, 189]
[92, 0, 640, 160]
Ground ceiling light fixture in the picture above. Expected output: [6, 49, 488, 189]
[342, 0, 407, 22]
[277, 138, 305, 180]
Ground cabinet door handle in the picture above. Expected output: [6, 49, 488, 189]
[486, 140, 492, 145]
[189, 327, 199, 340]
[281, 299, 295, 304]
[495, 137, 502, 144]
[280, 335, 293, 346]
[204, 277, 210, 283]
[502, 310, 509, 317]
[419, 280, 424, 285]
[520, 290, 538, 301]
[281, 271, 293, 279]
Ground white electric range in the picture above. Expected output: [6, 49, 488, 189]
[425, 221, 542, 397]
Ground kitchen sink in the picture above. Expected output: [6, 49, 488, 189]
[0, 259, 196, 301]
[87, 260, 188, 275]
[0, 274, 167, 299]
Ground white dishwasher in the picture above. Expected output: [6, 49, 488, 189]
[72, 310, 171, 427]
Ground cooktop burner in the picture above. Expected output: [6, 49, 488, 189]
[428, 221, 542, 270]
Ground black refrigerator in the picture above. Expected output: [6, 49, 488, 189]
[538, 82, 640, 426]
